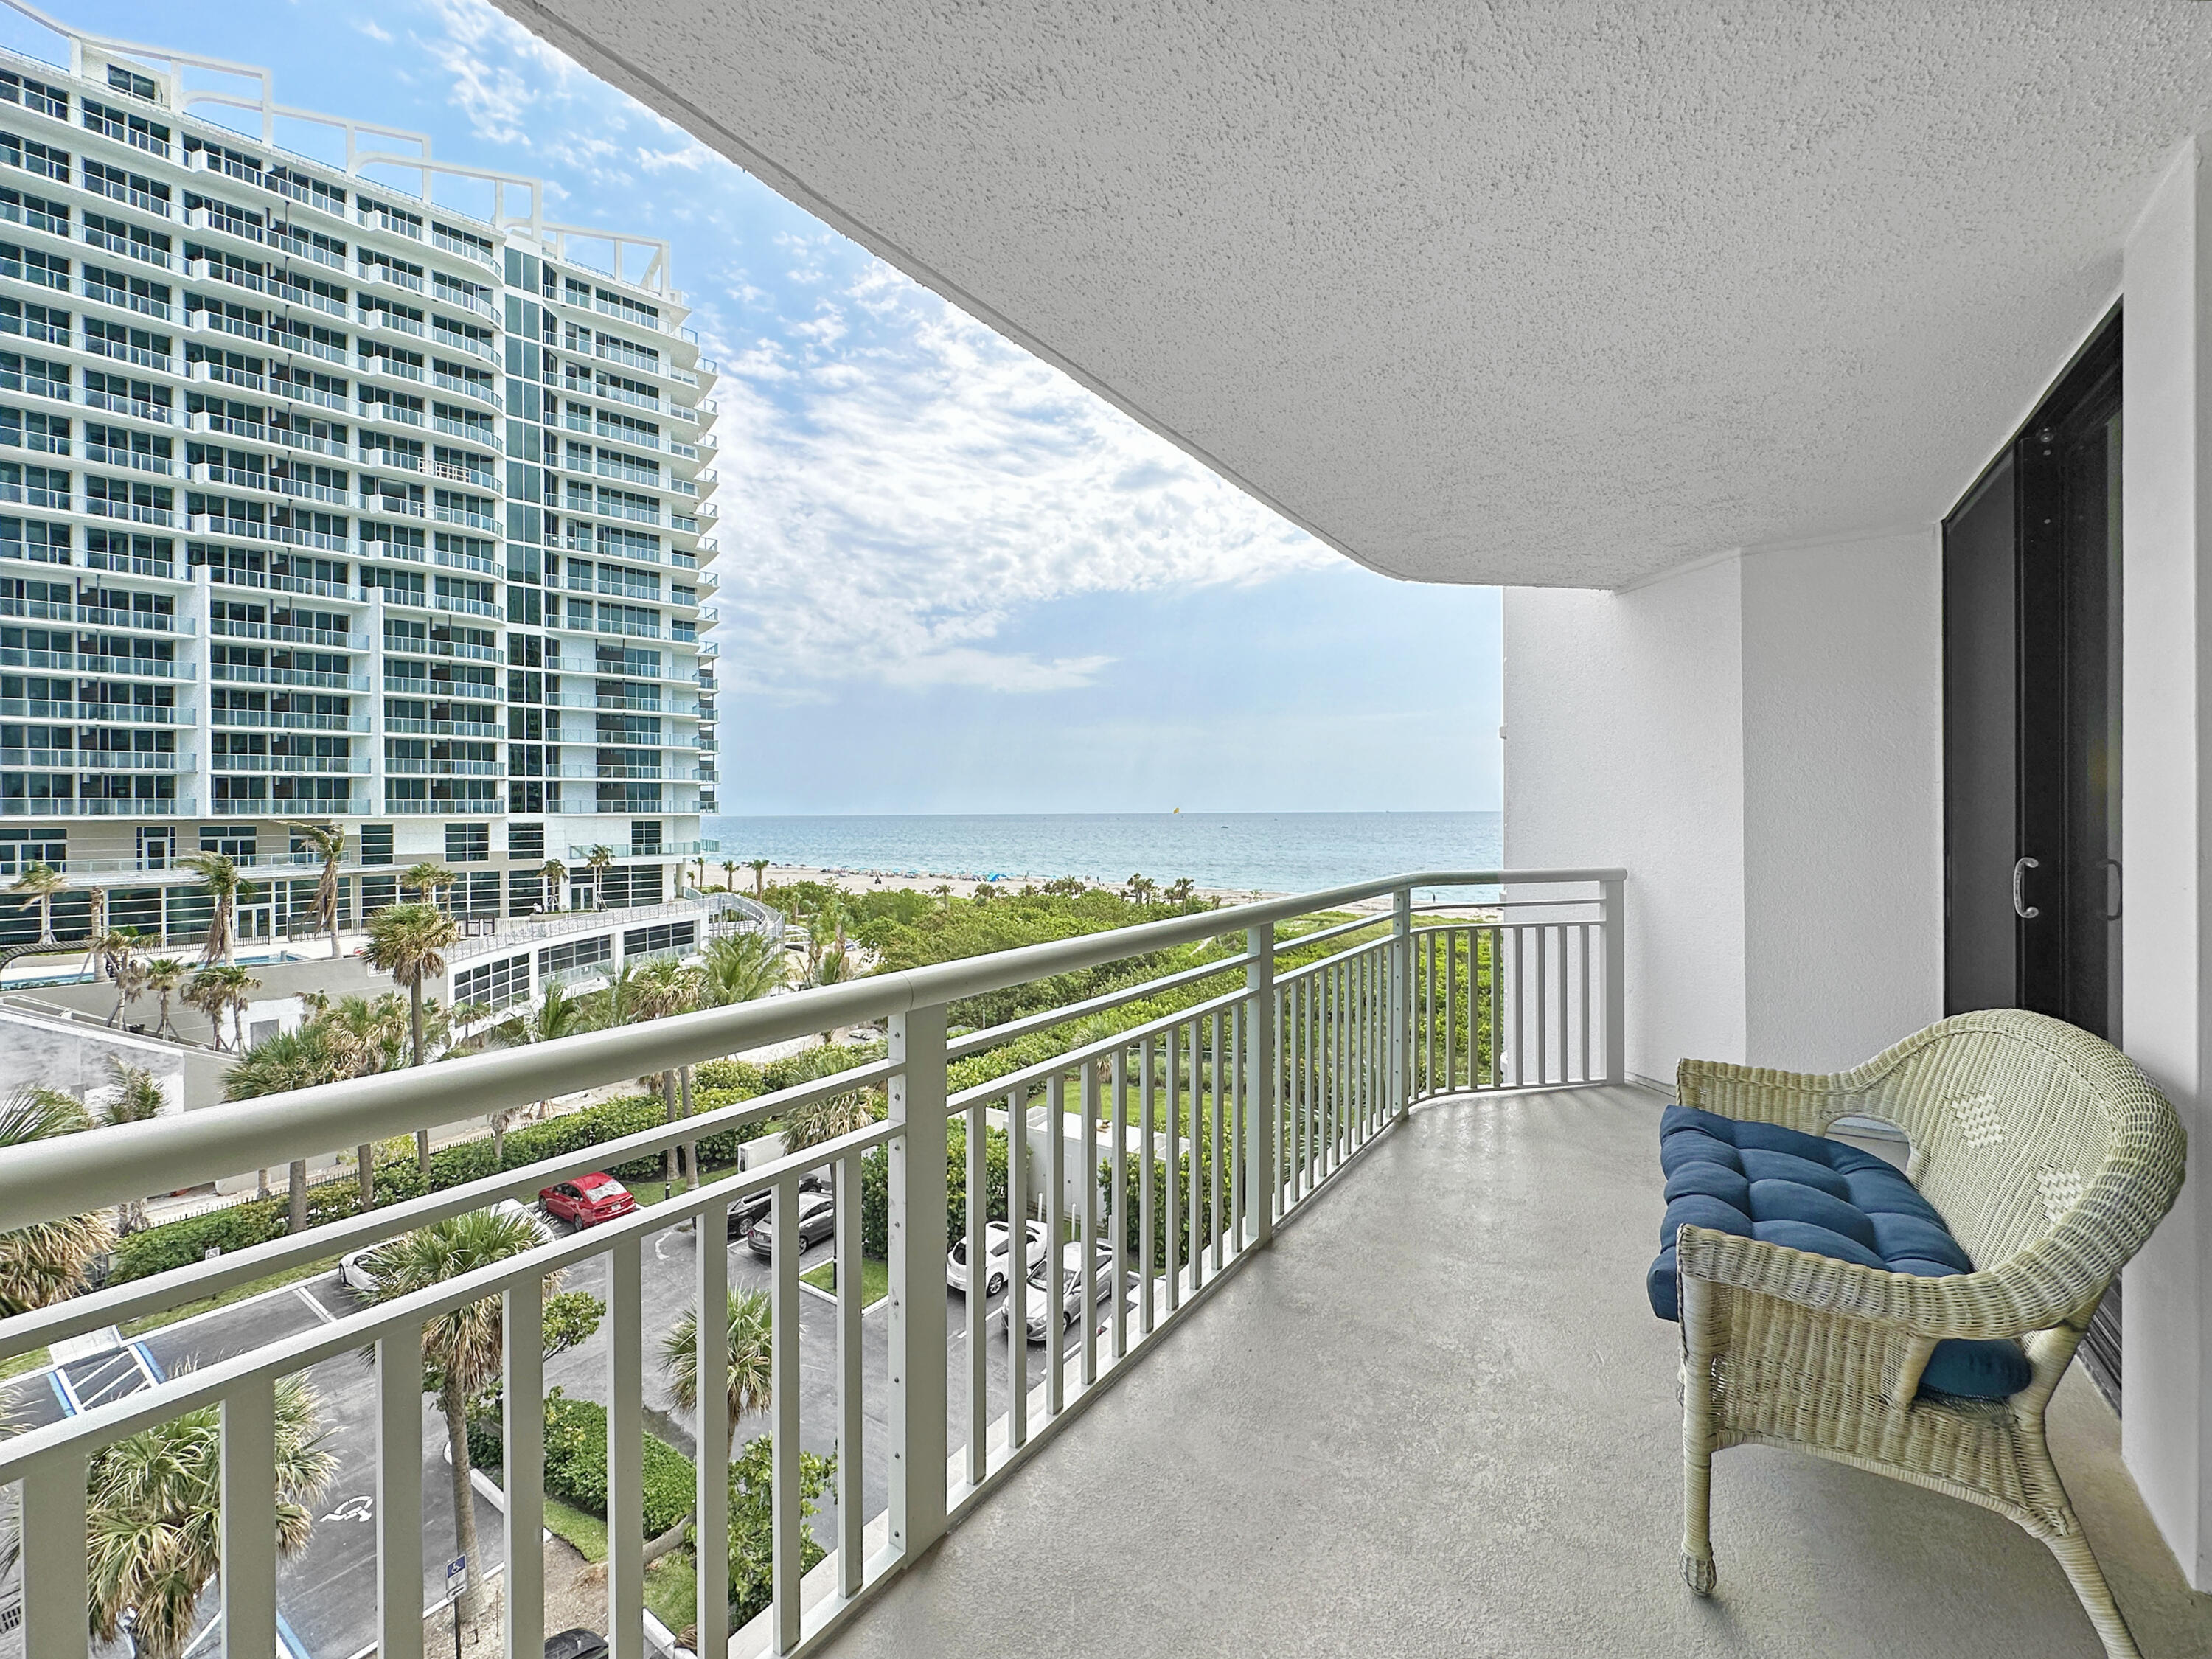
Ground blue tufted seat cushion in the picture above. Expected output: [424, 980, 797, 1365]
[1648, 1103, 2031, 1400]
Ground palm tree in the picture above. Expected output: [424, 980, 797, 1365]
[101, 1059, 168, 1234]
[0, 1085, 111, 1314]
[538, 858, 568, 911]
[10, 858, 64, 942]
[1125, 873, 1158, 905]
[106, 942, 153, 1035]
[290, 821, 349, 959]
[178, 850, 243, 966]
[584, 844, 615, 908]
[625, 955, 700, 1192]
[500, 977, 588, 1139]
[748, 858, 770, 898]
[225, 1026, 341, 1233]
[352, 1209, 554, 1628]
[699, 930, 787, 1007]
[187, 964, 260, 1055]
[86, 1374, 334, 1659]
[142, 957, 187, 1040]
[181, 968, 232, 1052]
[403, 860, 458, 914]
[321, 992, 411, 1209]
[779, 1088, 880, 1155]
[661, 1287, 773, 1454]
[365, 903, 461, 1175]
[720, 858, 739, 892]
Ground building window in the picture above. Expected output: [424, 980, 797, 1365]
[199, 824, 256, 858]
[0, 825, 63, 874]
[507, 871, 543, 917]
[358, 874, 397, 919]
[463, 869, 501, 916]
[629, 820, 663, 855]
[622, 920, 695, 957]
[507, 821, 545, 863]
[136, 825, 173, 869]
[538, 934, 611, 975]
[360, 824, 394, 866]
[454, 951, 531, 1013]
[445, 822, 490, 864]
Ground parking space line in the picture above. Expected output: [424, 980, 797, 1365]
[296, 1284, 338, 1325]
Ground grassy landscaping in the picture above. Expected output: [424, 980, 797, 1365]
[543, 1496, 609, 1564]
[799, 1256, 890, 1308]
[0, 1344, 49, 1384]
[644, 1551, 698, 1635]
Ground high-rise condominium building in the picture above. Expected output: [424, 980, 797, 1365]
[0, 18, 723, 945]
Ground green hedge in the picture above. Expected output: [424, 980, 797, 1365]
[111, 1071, 779, 1284]
[858, 1117, 1008, 1259]
[471, 1388, 693, 1538]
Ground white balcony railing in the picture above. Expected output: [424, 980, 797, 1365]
[0, 868, 1622, 1659]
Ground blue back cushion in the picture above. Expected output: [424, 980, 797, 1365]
[1648, 1105, 2031, 1400]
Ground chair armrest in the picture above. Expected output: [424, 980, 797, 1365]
[1674, 1222, 2081, 1344]
[1674, 1057, 1862, 1136]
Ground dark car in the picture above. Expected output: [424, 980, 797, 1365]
[746, 1189, 838, 1259]
[727, 1171, 830, 1234]
[544, 1631, 608, 1659]
[538, 1173, 638, 1228]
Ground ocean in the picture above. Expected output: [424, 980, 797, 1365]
[700, 812, 1503, 900]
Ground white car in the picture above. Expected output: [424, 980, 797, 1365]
[945, 1219, 1050, 1296]
[339, 1199, 551, 1293]
[996, 1263, 1137, 1346]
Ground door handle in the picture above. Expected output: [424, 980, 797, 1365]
[2105, 858, 2122, 922]
[2013, 857, 2040, 920]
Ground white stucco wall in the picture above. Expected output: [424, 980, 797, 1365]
[1502, 530, 1944, 1086]
[1502, 558, 1747, 1085]
[1740, 532, 1945, 1071]
[2117, 138, 2210, 1589]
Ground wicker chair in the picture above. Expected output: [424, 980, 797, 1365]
[1672, 1009, 2187, 1659]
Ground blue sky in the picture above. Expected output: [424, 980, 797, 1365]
[2, 0, 1503, 813]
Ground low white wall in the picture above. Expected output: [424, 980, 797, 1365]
[0, 1009, 187, 1115]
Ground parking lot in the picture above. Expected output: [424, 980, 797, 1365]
[2, 1198, 1083, 1659]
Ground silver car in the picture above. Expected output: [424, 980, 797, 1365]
[946, 1219, 1049, 1296]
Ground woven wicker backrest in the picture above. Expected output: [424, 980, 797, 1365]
[1837, 1011, 2182, 1278]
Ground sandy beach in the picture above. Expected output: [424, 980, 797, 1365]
[730, 863, 1408, 914]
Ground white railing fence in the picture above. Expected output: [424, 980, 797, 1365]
[0, 868, 1623, 1659]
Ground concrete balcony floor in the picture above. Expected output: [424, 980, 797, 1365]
[820, 1085, 2212, 1659]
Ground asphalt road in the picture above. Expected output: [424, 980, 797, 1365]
[3, 1204, 1090, 1659]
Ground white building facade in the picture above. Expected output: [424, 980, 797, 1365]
[0, 16, 721, 946]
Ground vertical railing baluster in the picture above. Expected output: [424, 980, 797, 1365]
[1446, 928, 1459, 1093]
[833, 1149, 863, 1601]
[770, 1180, 801, 1655]
[377, 1324, 425, 1659]
[1537, 924, 1551, 1086]
[1004, 1085, 1029, 1447]
[19, 1452, 88, 1659]
[1602, 874, 1627, 1084]
[1138, 1033, 1156, 1335]
[608, 1237, 645, 1659]
[1110, 1046, 1130, 1357]
[1187, 1017, 1206, 1290]
[889, 1004, 950, 1557]
[1206, 1010, 1222, 1275]
[1044, 1071, 1067, 1417]
[504, 1273, 547, 1659]
[1080, 1058, 1099, 1385]
[964, 1099, 987, 1486]
[1579, 922, 1593, 1082]
[221, 1374, 278, 1659]
[1228, 997, 1245, 1251]
[1164, 1023, 1181, 1314]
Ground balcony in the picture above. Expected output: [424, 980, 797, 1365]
[7, 869, 2196, 1658]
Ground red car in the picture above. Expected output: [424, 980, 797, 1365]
[539, 1173, 638, 1228]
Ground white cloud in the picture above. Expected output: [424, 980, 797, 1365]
[415, 0, 587, 146]
[355, 18, 395, 43]
[706, 269, 1329, 698]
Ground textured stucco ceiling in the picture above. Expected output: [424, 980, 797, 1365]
[493, 1, 2212, 588]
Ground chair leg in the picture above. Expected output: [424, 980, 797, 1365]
[2043, 1528, 2141, 1659]
[1679, 1278, 1717, 1595]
